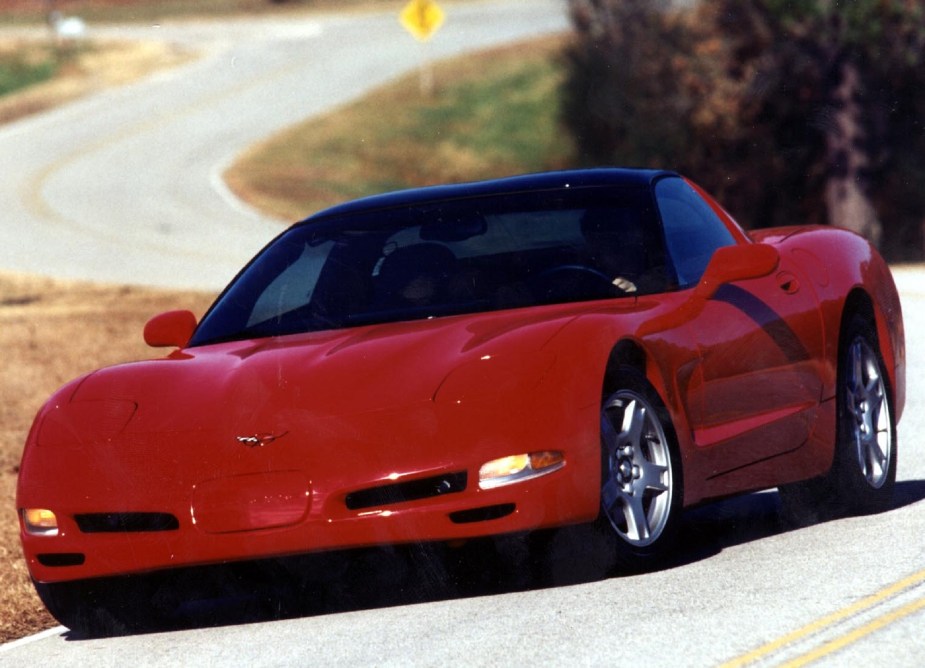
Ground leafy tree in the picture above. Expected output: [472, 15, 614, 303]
[698, 0, 925, 256]
[562, 0, 925, 258]
[561, 0, 694, 169]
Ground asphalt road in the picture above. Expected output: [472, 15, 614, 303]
[0, 0, 568, 290]
[3, 1, 924, 665]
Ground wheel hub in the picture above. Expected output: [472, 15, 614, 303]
[613, 450, 640, 488]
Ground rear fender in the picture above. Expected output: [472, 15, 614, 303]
[849, 252, 904, 421]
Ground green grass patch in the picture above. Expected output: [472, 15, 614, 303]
[226, 35, 573, 221]
[0, 51, 58, 97]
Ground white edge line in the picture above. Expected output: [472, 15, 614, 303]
[0, 626, 68, 653]
[209, 152, 279, 226]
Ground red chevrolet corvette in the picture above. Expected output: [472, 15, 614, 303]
[18, 169, 904, 631]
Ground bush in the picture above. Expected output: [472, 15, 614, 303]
[561, 0, 925, 259]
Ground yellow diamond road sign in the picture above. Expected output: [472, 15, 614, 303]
[400, 0, 445, 42]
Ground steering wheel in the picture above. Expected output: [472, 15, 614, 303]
[531, 264, 631, 301]
[535, 264, 614, 284]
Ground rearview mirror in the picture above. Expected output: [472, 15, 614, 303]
[694, 243, 780, 300]
[420, 216, 487, 242]
[144, 310, 197, 348]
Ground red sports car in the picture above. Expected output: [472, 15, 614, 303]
[18, 169, 904, 631]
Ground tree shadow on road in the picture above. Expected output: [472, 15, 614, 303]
[60, 479, 925, 640]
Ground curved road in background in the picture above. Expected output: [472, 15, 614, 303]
[0, 0, 568, 290]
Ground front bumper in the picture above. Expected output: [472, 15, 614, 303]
[20, 461, 597, 583]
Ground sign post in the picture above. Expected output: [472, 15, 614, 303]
[399, 0, 445, 95]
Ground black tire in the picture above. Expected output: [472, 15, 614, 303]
[598, 367, 683, 570]
[778, 311, 897, 526]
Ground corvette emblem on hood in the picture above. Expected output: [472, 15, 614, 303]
[236, 432, 288, 448]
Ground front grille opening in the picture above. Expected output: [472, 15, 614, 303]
[37, 553, 85, 567]
[75, 512, 180, 533]
[449, 503, 516, 524]
[346, 472, 467, 511]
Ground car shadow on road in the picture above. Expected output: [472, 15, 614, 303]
[61, 479, 925, 640]
[892, 478, 925, 508]
[663, 478, 925, 570]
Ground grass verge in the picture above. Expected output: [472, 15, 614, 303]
[0, 274, 213, 643]
[226, 34, 573, 221]
[0, 45, 57, 97]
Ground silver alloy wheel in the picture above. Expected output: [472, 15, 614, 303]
[846, 336, 893, 489]
[600, 390, 674, 547]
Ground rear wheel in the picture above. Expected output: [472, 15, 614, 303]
[598, 368, 683, 570]
[779, 311, 896, 525]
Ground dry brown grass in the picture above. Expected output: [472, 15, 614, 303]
[0, 273, 213, 643]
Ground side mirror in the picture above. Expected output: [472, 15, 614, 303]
[638, 243, 781, 338]
[144, 310, 197, 348]
[694, 243, 780, 300]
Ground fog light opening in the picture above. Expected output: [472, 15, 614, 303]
[478, 451, 565, 489]
[22, 508, 59, 536]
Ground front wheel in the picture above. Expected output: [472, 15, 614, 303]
[598, 369, 683, 570]
[779, 312, 897, 524]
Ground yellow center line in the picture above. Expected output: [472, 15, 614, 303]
[718, 568, 925, 668]
[781, 594, 925, 667]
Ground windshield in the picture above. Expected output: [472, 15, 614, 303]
[190, 186, 669, 346]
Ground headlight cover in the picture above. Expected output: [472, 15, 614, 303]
[37, 398, 137, 448]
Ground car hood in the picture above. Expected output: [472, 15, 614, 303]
[67, 305, 592, 435]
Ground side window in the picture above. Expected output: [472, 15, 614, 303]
[655, 177, 736, 287]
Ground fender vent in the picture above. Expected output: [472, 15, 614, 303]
[346, 472, 467, 510]
[75, 512, 179, 533]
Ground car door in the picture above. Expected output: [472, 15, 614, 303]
[655, 177, 825, 480]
